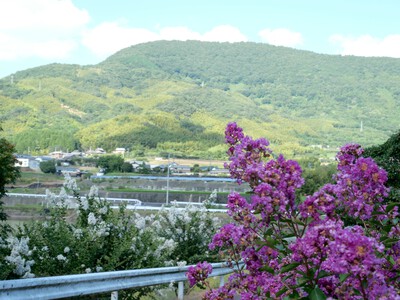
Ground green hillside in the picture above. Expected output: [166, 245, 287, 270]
[0, 41, 399, 159]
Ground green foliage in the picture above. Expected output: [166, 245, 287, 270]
[1, 41, 400, 159]
[191, 164, 201, 175]
[364, 130, 400, 188]
[0, 135, 20, 198]
[0, 130, 20, 235]
[0, 176, 219, 300]
[121, 161, 133, 173]
[39, 160, 56, 174]
[298, 159, 337, 196]
[97, 155, 124, 173]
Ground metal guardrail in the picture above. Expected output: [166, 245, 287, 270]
[0, 262, 238, 300]
[6, 193, 142, 206]
[5, 193, 229, 212]
[91, 175, 235, 182]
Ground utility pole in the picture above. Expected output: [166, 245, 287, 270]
[166, 153, 170, 205]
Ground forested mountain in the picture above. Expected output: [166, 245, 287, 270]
[1, 41, 399, 159]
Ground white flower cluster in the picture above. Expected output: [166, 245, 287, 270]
[87, 212, 97, 225]
[45, 189, 58, 206]
[56, 254, 67, 261]
[203, 189, 218, 207]
[94, 221, 111, 237]
[80, 197, 89, 210]
[73, 228, 83, 239]
[154, 238, 176, 258]
[156, 201, 220, 253]
[98, 206, 108, 215]
[88, 185, 99, 198]
[4, 237, 35, 278]
[63, 173, 79, 191]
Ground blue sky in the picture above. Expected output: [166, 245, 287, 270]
[1, 0, 400, 78]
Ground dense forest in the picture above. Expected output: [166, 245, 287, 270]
[0, 41, 399, 159]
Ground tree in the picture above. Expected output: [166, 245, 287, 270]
[191, 164, 200, 175]
[121, 161, 133, 173]
[364, 130, 400, 188]
[0, 129, 20, 235]
[39, 160, 56, 174]
[97, 155, 124, 173]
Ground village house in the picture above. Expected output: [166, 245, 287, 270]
[49, 151, 64, 159]
[85, 148, 106, 156]
[14, 154, 31, 168]
[55, 166, 81, 177]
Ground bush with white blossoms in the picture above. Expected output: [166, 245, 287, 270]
[155, 201, 221, 264]
[0, 236, 34, 279]
[1, 174, 220, 298]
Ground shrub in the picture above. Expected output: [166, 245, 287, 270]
[1, 175, 219, 299]
[39, 160, 56, 174]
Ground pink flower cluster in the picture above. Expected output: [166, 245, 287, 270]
[187, 123, 399, 300]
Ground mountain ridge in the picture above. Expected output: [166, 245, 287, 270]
[1, 41, 399, 159]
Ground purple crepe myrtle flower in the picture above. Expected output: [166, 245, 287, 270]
[300, 145, 389, 221]
[336, 143, 364, 166]
[299, 184, 338, 220]
[209, 223, 255, 251]
[226, 192, 251, 221]
[203, 285, 236, 300]
[290, 218, 344, 266]
[322, 225, 385, 276]
[241, 246, 278, 273]
[225, 122, 245, 145]
[334, 156, 389, 220]
[186, 261, 213, 287]
[200, 123, 399, 299]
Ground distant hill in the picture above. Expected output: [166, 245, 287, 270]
[1, 41, 399, 159]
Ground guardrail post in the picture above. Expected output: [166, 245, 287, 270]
[219, 275, 224, 287]
[178, 281, 184, 300]
[111, 291, 118, 300]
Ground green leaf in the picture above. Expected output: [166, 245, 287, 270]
[386, 202, 400, 212]
[339, 273, 350, 283]
[309, 286, 327, 300]
[265, 227, 274, 236]
[254, 239, 267, 246]
[282, 233, 296, 239]
[380, 237, 399, 247]
[280, 262, 300, 273]
[317, 270, 330, 279]
[260, 265, 275, 274]
[276, 287, 288, 297]
[276, 244, 285, 251]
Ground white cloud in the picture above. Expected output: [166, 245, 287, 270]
[81, 22, 159, 57]
[0, 33, 76, 60]
[159, 27, 202, 41]
[82, 23, 248, 58]
[329, 34, 400, 58]
[0, 0, 249, 64]
[258, 28, 303, 48]
[0, 0, 89, 31]
[201, 25, 248, 43]
[0, 0, 89, 60]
